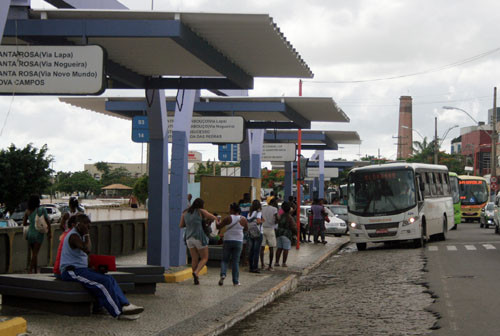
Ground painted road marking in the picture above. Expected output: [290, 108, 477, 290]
[465, 245, 477, 250]
[428, 246, 438, 251]
[447, 245, 457, 251]
[483, 244, 496, 250]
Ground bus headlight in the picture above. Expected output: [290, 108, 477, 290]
[350, 222, 363, 230]
[402, 216, 419, 226]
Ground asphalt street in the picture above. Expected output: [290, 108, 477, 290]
[427, 222, 500, 336]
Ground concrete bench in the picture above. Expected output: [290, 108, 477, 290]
[41, 264, 165, 294]
[0, 272, 134, 316]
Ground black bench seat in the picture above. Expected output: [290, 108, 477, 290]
[0, 272, 134, 316]
[40, 264, 165, 294]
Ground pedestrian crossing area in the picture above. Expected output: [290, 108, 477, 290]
[428, 244, 498, 251]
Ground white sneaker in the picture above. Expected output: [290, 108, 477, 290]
[122, 303, 144, 315]
[119, 314, 140, 320]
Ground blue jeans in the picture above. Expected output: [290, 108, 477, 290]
[248, 234, 263, 271]
[61, 267, 129, 317]
[221, 240, 243, 284]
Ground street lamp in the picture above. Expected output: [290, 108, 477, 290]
[401, 125, 424, 140]
[443, 105, 497, 177]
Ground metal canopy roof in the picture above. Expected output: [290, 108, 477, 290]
[3, 9, 313, 90]
[59, 96, 349, 129]
[264, 129, 361, 150]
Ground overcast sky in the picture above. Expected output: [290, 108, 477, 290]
[1, 0, 500, 172]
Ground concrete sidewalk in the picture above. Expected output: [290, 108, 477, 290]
[1, 236, 349, 336]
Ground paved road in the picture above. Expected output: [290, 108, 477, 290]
[426, 222, 500, 336]
[224, 241, 435, 336]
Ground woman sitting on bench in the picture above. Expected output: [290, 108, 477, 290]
[59, 213, 144, 320]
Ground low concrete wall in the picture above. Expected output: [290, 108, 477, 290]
[85, 208, 148, 221]
[0, 219, 147, 274]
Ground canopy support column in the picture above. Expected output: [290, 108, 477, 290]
[0, 1, 12, 43]
[318, 150, 325, 199]
[146, 89, 170, 268]
[240, 129, 264, 178]
[169, 89, 199, 266]
[284, 162, 293, 200]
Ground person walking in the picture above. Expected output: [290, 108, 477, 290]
[23, 195, 51, 274]
[60, 214, 144, 320]
[217, 203, 248, 286]
[275, 202, 297, 267]
[179, 198, 218, 285]
[238, 193, 252, 267]
[260, 198, 278, 271]
[247, 200, 263, 273]
[311, 199, 327, 244]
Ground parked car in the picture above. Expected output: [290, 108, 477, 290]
[10, 210, 25, 226]
[325, 205, 348, 223]
[480, 202, 496, 229]
[41, 204, 62, 223]
[300, 205, 347, 237]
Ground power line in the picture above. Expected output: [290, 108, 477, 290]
[304, 46, 500, 84]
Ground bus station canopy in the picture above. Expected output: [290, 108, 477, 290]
[59, 96, 349, 129]
[264, 130, 361, 150]
[2, 9, 313, 90]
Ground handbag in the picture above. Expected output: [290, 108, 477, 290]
[34, 209, 48, 234]
[248, 221, 261, 239]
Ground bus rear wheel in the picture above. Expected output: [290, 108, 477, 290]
[356, 243, 367, 251]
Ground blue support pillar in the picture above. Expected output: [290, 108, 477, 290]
[240, 129, 264, 178]
[146, 89, 170, 268]
[169, 89, 199, 266]
[318, 151, 325, 199]
[284, 161, 293, 200]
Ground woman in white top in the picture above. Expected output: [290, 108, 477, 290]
[217, 203, 248, 286]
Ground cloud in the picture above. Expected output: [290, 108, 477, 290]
[6, 0, 500, 170]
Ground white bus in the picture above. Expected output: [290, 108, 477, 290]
[347, 163, 454, 250]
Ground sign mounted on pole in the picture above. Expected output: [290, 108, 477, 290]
[168, 116, 244, 143]
[262, 143, 296, 162]
[0, 45, 105, 95]
[131, 116, 149, 143]
[306, 167, 339, 178]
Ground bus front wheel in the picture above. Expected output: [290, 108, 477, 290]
[356, 243, 367, 251]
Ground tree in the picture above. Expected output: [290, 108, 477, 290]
[69, 171, 101, 197]
[133, 175, 149, 205]
[0, 144, 53, 213]
[407, 137, 465, 174]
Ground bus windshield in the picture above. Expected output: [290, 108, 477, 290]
[459, 180, 488, 205]
[348, 169, 416, 216]
[449, 175, 460, 204]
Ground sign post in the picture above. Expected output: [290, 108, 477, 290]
[0, 45, 105, 95]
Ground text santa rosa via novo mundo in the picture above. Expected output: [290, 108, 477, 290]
[0, 45, 105, 95]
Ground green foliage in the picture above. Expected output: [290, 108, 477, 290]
[94, 162, 136, 187]
[133, 175, 149, 205]
[407, 137, 465, 174]
[0, 144, 53, 213]
[261, 168, 285, 189]
[53, 171, 101, 197]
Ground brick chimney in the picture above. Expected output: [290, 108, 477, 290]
[397, 96, 413, 159]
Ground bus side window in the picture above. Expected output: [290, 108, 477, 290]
[424, 172, 432, 197]
[441, 173, 449, 195]
[435, 172, 443, 196]
[430, 172, 437, 195]
[445, 173, 451, 195]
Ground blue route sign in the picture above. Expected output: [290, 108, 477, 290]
[132, 116, 149, 143]
[218, 144, 238, 161]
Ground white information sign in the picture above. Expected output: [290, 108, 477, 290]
[262, 143, 296, 161]
[168, 116, 244, 143]
[307, 167, 339, 178]
[0, 45, 105, 95]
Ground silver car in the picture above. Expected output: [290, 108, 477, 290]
[300, 206, 347, 237]
[326, 205, 348, 223]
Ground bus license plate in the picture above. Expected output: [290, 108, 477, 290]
[376, 228, 388, 234]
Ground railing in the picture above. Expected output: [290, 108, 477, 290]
[0, 219, 147, 273]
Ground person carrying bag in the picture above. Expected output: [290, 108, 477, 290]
[247, 200, 263, 273]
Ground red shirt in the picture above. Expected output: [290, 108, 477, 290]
[53, 231, 69, 274]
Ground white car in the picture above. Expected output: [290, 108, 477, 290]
[300, 205, 347, 237]
[41, 204, 62, 223]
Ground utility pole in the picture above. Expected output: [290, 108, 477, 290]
[434, 117, 438, 164]
[492, 87, 497, 179]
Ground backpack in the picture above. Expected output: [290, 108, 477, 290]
[34, 208, 48, 233]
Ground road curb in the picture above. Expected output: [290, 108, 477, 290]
[198, 238, 350, 336]
[0, 317, 27, 336]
